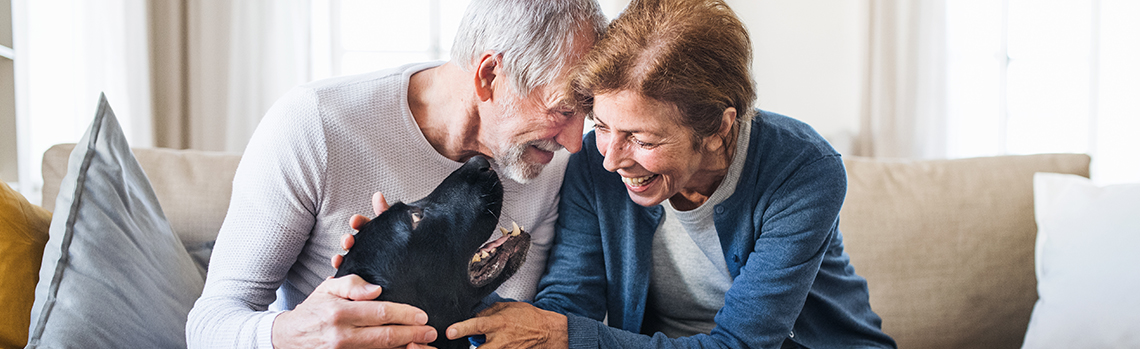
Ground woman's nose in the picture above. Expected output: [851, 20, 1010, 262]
[600, 137, 632, 173]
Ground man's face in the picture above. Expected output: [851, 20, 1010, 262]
[482, 80, 585, 183]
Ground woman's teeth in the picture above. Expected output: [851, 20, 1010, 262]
[622, 174, 656, 187]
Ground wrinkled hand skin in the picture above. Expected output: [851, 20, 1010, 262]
[447, 302, 568, 349]
[271, 275, 437, 349]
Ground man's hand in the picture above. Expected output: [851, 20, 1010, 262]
[445, 302, 568, 349]
[271, 274, 437, 349]
[331, 192, 387, 269]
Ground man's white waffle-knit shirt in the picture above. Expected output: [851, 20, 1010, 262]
[186, 62, 568, 348]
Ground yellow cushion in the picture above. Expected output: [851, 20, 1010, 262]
[0, 182, 51, 349]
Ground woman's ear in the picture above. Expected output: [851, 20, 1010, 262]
[704, 107, 737, 153]
[474, 51, 500, 102]
[719, 107, 737, 137]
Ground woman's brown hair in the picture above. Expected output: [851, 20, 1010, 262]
[573, 0, 756, 149]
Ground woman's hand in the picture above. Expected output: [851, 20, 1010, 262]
[331, 192, 389, 269]
[446, 302, 568, 349]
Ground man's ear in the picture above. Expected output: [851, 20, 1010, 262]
[474, 51, 500, 102]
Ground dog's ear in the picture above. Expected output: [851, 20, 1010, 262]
[357, 203, 417, 251]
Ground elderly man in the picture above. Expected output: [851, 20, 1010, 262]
[186, 1, 607, 348]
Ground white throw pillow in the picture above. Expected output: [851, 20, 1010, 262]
[26, 94, 204, 348]
[1022, 173, 1140, 348]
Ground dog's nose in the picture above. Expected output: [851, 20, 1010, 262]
[467, 155, 492, 173]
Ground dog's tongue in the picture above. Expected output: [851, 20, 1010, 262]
[471, 222, 523, 262]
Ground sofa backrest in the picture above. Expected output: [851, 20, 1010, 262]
[840, 153, 1090, 349]
[39, 144, 1092, 348]
[41, 144, 242, 250]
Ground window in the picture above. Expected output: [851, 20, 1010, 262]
[2, 0, 16, 187]
[310, 0, 472, 80]
[312, 0, 626, 79]
[946, 0, 1140, 184]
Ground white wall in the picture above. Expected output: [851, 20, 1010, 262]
[730, 0, 867, 153]
[602, 0, 868, 153]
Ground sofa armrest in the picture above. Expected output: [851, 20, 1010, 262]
[839, 153, 1090, 349]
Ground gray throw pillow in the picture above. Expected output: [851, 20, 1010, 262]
[27, 94, 205, 348]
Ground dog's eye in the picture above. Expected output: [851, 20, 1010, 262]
[410, 211, 423, 229]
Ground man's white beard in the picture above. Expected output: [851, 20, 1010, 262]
[491, 98, 564, 183]
[495, 138, 562, 184]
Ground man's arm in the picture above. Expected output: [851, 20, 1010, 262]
[185, 87, 436, 349]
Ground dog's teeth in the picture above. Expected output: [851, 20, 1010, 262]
[488, 248, 496, 254]
[511, 222, 520, 235]
[480, 250, 490, 259]
[500, 227, 509, 235]
[472, 254, 481, 263]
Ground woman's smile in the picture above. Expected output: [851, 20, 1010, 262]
[591, 90, 736, 208]
[621, 173, 660, 191]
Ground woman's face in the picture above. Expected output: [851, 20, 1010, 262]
[592, 90, 724, 208]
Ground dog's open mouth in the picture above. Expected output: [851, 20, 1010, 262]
[468, 222, 531, 288]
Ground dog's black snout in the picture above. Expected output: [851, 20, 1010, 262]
[466, 155, 492, 173]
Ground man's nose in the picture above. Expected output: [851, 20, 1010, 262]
[554, 114, 585, 153]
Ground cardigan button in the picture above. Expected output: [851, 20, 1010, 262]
[715, 206, 724, 214]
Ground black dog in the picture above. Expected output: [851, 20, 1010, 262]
[334, 156, 530, 349]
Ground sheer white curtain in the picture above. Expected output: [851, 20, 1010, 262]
[859, 0, 1140, 185]
[16, 0, 310, 202]
[855, 0, 947, 159]
[161, 0, 311, 152]
[17, 0, 153, 202]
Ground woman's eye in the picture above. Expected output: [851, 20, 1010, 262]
[632, 138, 655, 148]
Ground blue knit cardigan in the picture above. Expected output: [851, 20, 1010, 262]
[531, 110, 896, 349]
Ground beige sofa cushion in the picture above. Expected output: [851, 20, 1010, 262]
[840, 154, 1090, 349]
[42, 144, 241, 248]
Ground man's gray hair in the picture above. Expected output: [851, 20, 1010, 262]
[451, 0, 608, 97]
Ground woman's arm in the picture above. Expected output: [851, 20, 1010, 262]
[529, 151, 609, 320]
[562, 156, 849, 349]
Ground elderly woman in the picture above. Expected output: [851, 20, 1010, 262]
[441, 0, 897, 348]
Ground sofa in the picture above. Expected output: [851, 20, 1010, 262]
[28, 143, 1093, 349]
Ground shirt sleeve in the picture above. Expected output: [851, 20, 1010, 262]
[186, 87, 328, 349]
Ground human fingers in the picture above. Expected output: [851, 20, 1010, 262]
[445, 302, 512, 339]
[341, 232, 356, 251]
[331, 253, 344, 269]
[339, 324, 436, 349]
[446, 316, 498, 340]
[350, 214, 370, 230]
[373, 192, 390, 216]
[337, 300, 430, 328]
[449, 302, 567, 349]
[318, 274, 383, 301]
